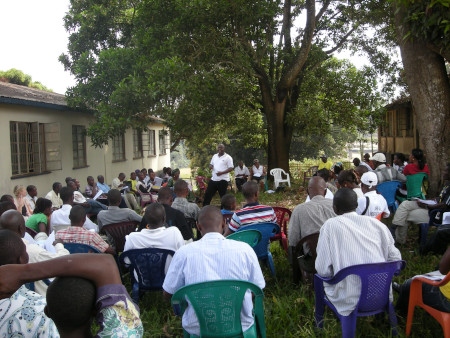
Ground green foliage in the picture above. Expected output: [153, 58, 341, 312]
[0, 69, 52, 92]
[61, 0, 400, 163]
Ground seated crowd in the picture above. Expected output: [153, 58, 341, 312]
[0, 151, 449, 337]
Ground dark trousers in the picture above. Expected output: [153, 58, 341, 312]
[422, 224, 450, 255]
[235, 178, 246, 192]
[396, 278, 450, 315]
[203, 180, 229, 206]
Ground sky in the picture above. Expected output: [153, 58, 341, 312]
[0, 0, 74, 94]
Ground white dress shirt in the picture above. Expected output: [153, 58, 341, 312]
[51, 204, 98, 232]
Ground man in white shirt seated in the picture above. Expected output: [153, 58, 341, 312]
[45, 182, 63, 209]
[52, 187, 98, 233]
[25, 185, 38, 211]
[234, 160, 250, 192]
[315, 188, 401, 316]
[163, 205, 265, 336]
[356, 172, 390, 219]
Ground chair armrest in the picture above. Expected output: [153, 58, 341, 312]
[412, 272, 450, 287]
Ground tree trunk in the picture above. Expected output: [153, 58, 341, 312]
[395, 4, 450, 196]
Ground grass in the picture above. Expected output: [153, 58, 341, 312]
[129, 181, 444, 337]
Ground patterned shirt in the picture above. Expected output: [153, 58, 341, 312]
[96, 284, 143, 337]
[0, 285, 59, 337]
[163, 232, 265, 336]
[228, 202, 277, 232]
[315, 212, 401, 316]
[56, 226, 109, 252]
[172, 198, 200, 220]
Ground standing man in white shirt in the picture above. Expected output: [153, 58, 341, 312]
[234, 160, 250, 192]
[203, 144, 234, 206]
[315, 188, 401, 316]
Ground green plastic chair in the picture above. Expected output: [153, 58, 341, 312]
[171, 280, 266, 338]
[227, 229, 262, 248]
[396, 173, 428, 203]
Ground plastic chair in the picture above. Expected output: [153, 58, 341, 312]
[186, 217, 201, 240]
[228, 229, 262, 248]
[139, 192, 156, 208]
[101, 221, 138, 253]
[195, 176, 207, 200]
[25, 226, 38, 238]
[171, 280, 266, 338]
[223, 213, 232, 230]
[377, 180, 401, 212]
[419, 208, 446, 250]
[303, 165, 318, 187]
[63, 242, 101, 253]
[396, 173, 428, 203]
[406, 272, 450, 337]
[119, 248, 175, 303]
[270, 168, 291, 190]
[314, 260, 406, 337]
[291, 232, 320, 285]
[236, 222, 280, 276]
[271, 206, 291, 253]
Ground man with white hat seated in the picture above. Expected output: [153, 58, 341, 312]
[356, 172, 390, 219]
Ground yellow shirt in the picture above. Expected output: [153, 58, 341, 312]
[318, 159, 333, 171]
[440, 281, 450, 299]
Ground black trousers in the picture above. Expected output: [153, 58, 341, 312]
[203, 180, 229, 206]
[422, 224, 450, 255]
[235, 178, 246, 191]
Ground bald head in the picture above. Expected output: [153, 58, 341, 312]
[144, 203, 166, 229]
[307, 176, 327, 199]
[198, 206, 224, 235]
[0, 210, 25, 238]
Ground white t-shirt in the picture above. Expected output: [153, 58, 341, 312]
[356, 191, 390, 218]
[210, 153, 234, 181]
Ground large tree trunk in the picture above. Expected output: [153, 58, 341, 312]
[395, 4, 450, 196]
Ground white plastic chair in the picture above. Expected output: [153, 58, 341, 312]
[270, 168, 291, 189]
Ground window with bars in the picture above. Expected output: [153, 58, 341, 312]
[147, 130, 156, 156]
[133, 129, 144, 159]
[72, 125, 87, 168]
[112, 133, 126, 162]
[10, 121, 61, 176]
[159, 130, 168, 155]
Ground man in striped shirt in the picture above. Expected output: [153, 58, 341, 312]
[225, 181, 277, 235]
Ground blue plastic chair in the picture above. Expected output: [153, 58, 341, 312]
[119, 248, 175, 303]
[64, 242, 101, 253]
[227, 229, 262, 248]
[171, 280, 266, 338]
[377, 180, 401, 212]
[236, 222, 280, 276]
[314, 260, 406, 337]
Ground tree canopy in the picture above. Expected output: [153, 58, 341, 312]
[61, 0, 398, 170]
[0, 68, 52, 92]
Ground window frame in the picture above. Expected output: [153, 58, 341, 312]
[112, 133, 126, 162]
[72, 125, 88, 169]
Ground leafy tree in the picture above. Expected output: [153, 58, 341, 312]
[394, 0, 450, 195]
[0, 69, 52, 92]
[60, 0, 396, 171]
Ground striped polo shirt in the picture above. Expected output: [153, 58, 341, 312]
[229, 202, 277, 232]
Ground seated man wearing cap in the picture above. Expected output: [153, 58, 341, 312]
[318, 155, 333, 171]
[356, 172, 390, 219]
[371, 153, 406, 184]
[250, 159, 266, 191]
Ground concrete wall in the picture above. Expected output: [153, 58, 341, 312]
[0, 103, 170, 197]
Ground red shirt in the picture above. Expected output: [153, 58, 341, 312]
[403, 163, 430, 176]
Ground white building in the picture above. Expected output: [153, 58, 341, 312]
[0, 82, 170, 196]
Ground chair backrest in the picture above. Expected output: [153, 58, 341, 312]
[64, 242, 101, 253]
[296, 232, 320, 258]
[406, 173, 428, 199]
[101, 221, 138, 252]
[316, 260, 406, 314]
[25, 226, 38, 238]
[228, 229, 262, 248]
[119, 248, 175, 290]
[222, 213, 232, 228]
[270, 168, 286, 180]
[272, 207, 292, 234]
[171, 280, 266, 338]
[236, 222, 280, 259]
[52, 224, 70, 233]
[377, 180, 401, 208]
[195, 176, 207, 190]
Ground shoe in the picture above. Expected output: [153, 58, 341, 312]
[392, 282, 401, 293]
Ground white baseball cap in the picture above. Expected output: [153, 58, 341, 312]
[360, 172, 378, 188]
[370, 153, 386, 163]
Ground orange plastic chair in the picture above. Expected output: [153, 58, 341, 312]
[375, 213, 382, 221]
[271, 206, 291, 253]
[406, 272, 450, 337]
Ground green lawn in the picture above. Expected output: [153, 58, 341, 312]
[131, 183, 444, 337]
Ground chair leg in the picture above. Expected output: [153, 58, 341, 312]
[267, 252, 276, 276]
[340, 314, 357, 338]
[419, 223, 429, 249]
[388, 302, 399, 336]
[314, 277, 325, 329]
[131, 282, 140, 304]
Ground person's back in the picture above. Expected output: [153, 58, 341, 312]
[356, 172, 390, 218]
[172, 179, 200, 220]
[163, 206, 265, 336]
[97, 189, 142, 230]
[315, 188, 401, 316]
[0, 229, 59, 336]
[375, 165, 406, 184]
[226, 181, 276, 234]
